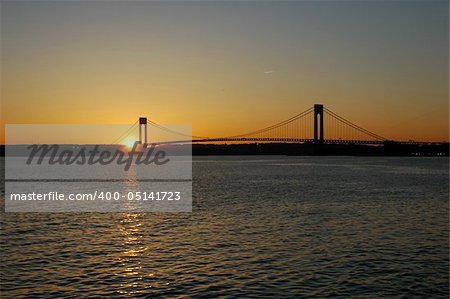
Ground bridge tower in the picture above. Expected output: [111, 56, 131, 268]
[314, 104, 324, 144]
[139, 117, 147, 145]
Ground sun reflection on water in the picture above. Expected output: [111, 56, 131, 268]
[115, 213, 153, 296]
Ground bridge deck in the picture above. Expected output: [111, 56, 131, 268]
[153, 138, 447, 146]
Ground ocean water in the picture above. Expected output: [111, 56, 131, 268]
[1, 156, 449, 298]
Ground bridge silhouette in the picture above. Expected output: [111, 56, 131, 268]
[114, 104, 446, 146]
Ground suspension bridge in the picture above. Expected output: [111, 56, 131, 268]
[113, 104, 447, 146]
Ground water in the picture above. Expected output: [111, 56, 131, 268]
[1, 156, 449, 298]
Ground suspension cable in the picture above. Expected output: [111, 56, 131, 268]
[147, 120, 209, 139]
[111, 121, 138, 144]
[324, 108, 387, 140]
[224, 107, 314, 138]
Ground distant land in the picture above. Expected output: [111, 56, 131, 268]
[191, 143, 448, 156]
[1, 142, 448, 157]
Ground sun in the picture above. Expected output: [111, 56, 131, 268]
[122, 137, 137, 149]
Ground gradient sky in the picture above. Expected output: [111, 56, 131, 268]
[1, 0, 448, 143]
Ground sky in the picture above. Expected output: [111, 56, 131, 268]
[1, 0, 448, 143]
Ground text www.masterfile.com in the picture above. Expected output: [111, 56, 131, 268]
[9, 191, 183, 201]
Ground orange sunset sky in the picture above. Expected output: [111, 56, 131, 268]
[1, 0, 448, 144]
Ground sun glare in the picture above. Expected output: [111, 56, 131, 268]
[122, 138, 136, 149]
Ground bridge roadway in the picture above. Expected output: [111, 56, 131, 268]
[152, 138, 448, 146]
